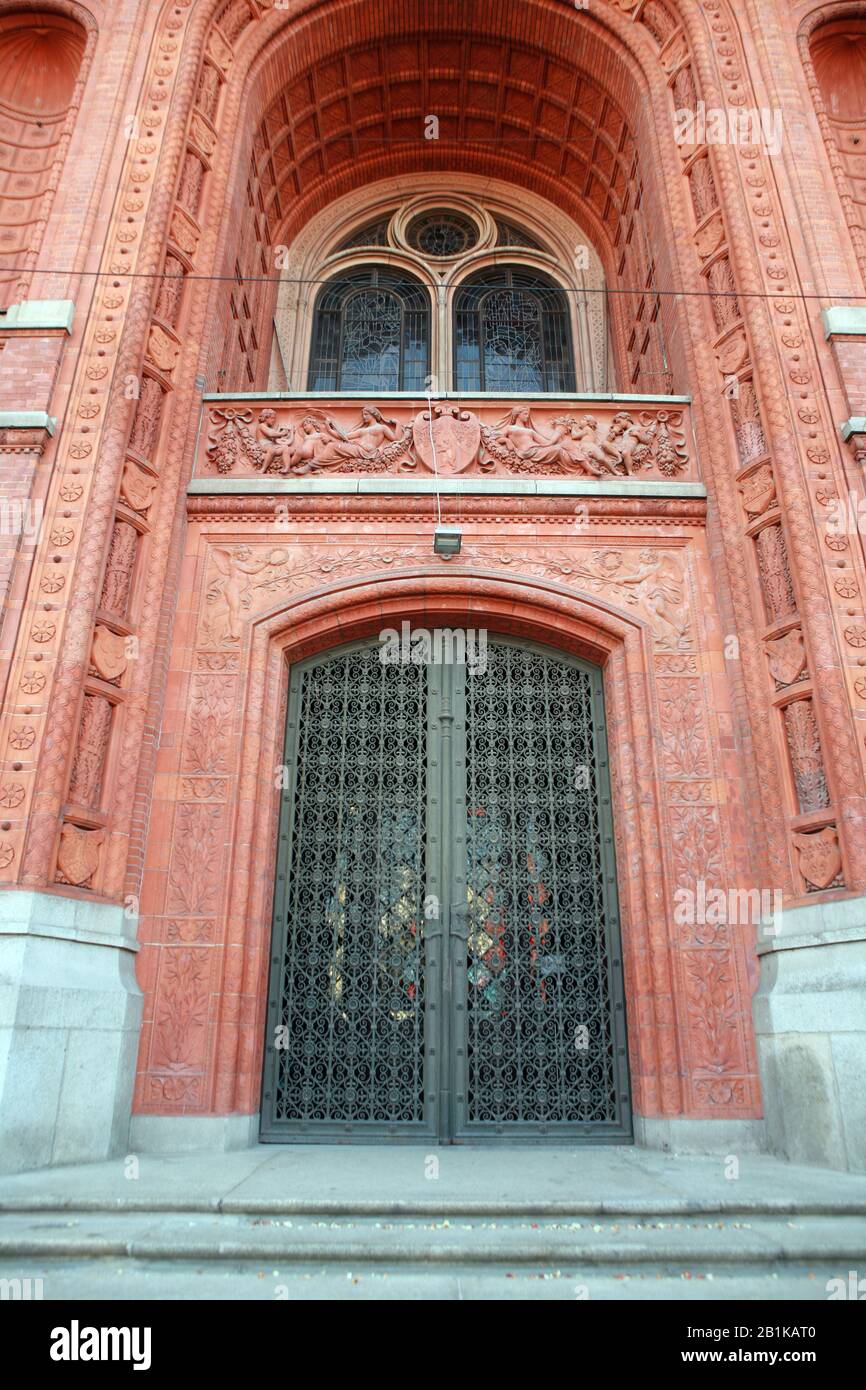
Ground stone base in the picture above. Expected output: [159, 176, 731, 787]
[754, 895, 866, 1174]
[0, 890, 142, 1174]
[633, 1116, 766, 1155]
[128, 1113, 261, 1154]
[126, 1114, 768, 1158]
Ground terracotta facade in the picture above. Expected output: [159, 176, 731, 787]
[2, 0, 866, 1155]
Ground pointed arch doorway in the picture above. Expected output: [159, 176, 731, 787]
[260, 634, 631, 1144]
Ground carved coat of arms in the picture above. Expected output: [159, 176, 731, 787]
[764, 628, 806, 686]
[91, 626, 129, 682]
[58, 824, 104, 887]
[792, 827, 841, 890]
[412, 404, 480, 475]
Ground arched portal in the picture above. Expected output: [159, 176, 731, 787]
[18, 0, 865, 1174]
[261, 634, 631, 1143]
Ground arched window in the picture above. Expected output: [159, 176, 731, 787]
[308, 267, 430, 391]
[453, 268, 575, 392]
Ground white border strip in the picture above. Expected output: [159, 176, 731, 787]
[188, 477, 706, 498]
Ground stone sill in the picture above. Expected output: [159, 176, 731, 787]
[0, 300, 74, 334]
[203, 389, 693, 405]
[0, 411, 56, 433]
[822, 305, 866, 339]
[187, 476, 707, 498]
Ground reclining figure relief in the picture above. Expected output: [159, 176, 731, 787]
[205, 402, 688, 478]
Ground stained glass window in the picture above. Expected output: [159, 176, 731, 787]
[308, 267, 430, 391]
[454, 267, 575, 392]
[406, 209, 478, 257]
[336, 218, 392, 250]
[494, 219, 543, 249]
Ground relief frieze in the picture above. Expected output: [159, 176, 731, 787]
[201, 399, 694, 480]
[198, 541, 694, 650]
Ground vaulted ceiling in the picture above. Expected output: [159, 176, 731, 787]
[244, 1, 652, 256]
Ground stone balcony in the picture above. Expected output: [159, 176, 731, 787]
[191, 391, 699, 491]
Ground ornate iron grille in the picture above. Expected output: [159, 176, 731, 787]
[460, 642, 622, 1131]
[262, 638, 630, 1143]
[263, 645, 429, 1134]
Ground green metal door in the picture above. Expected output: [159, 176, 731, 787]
[260, 636, 631, 1143]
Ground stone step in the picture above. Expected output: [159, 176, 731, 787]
[2, 1210, 865, 1268]
[3, 1195, 866, 1217]
[2, 1257, 846, 1301]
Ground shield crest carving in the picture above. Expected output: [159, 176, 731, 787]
[412, 405, 480, 475]
[58, 824, 104, 887]
[764, 629, 806, 686]
[92, 626, 129, 682]
[792, 827, 841, 890]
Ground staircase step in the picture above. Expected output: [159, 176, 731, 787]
[1, 1257, 845, 1301]
[3, 1196, 866, 1217]
[3, 1210, 865, 1266]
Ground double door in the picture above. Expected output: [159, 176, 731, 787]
[260, 635, 631, 1142]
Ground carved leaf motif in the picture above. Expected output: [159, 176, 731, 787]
[69, 694, 112, 807]
[183, 676, 235, 774]
[683, 951, 741, 1073]
[783, 698, 829, 815]
[167, 804, 222, 915]
[671, 805, 724, 893]
[694, 1078, 747, 1107]
[755, 524, 797, 623]
[153, 949, 210, 1069]
[657, 679, 711, 777]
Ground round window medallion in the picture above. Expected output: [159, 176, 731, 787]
[406, 209, 478, 257]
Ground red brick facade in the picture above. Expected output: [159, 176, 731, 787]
[2, 0, 865, 1132]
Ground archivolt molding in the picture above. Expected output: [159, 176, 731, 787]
[133, 559, 759, 1121]
[678, 0, 866, 887]
[9, 0, 864, 915]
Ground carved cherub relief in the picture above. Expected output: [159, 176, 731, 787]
[204, 402, 689, 478]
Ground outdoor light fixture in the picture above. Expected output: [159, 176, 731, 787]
[433, 525, 462, 558]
